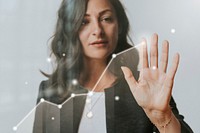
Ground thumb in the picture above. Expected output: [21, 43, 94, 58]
[121, 66, 137, 93]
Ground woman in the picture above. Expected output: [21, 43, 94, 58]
[33, 0, 193, 132]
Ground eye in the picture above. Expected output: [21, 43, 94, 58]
[101, 17, 113, 23]
[81, 19, 89, 26]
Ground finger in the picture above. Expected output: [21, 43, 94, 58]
[150, 33, 158, 68]
[141, 38, 149, 68]
[121, 66, 137, 93]
[164, 53, 180, 95]
[159, 40, 169, 72]
[167, 53, 180, 80]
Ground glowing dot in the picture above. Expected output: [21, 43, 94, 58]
[86, 98, 91, 104]
[88, 91, 93, 97]
[86, 111, 93, 118]
[152, 66, 157, 70]
[58, 105, 62, 109]
[62, 53, 66, 57]
[171, 29, 176, 34]
[47, 57, 51, 63]
[112, 54, 117, 58]
[141, 41, 146, 45]
[71, 93, 75, 98]
[51, 117, 55, 120]
[40, 98, 45, 102]
[72, 79, 78, 85]
[115, 96, 120, 101]
[25, 82, 28, 85]
[13, 126, 17, 131]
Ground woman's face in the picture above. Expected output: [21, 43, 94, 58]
[78, 0, 118, 61]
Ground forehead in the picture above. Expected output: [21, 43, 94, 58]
[86, 0, 115, 15]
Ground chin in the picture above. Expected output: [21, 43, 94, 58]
[86, 53, 109, 60]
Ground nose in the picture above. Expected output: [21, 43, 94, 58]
[92, 20, 104, 37]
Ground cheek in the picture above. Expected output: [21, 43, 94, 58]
[78, 29, 89, 46]
[110, 25, 119, 46]
[78, 33, 85, 46]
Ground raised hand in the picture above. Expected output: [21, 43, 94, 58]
[121, 33, 180, 131]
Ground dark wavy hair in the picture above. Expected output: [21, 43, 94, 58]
[44, 0, 133, 99]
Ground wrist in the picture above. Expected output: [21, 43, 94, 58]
[144, 107, 181, 133]
[154, 112, 181, 133]
[154, 111, 172, 128]
[144, 107, 172, 127]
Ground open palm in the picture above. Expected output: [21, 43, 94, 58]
[121, 33, 180, 123]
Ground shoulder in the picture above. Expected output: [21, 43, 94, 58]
[39, 80, 50, 90]
[38, 80, 51, 94]
[36, 80, 52, 103]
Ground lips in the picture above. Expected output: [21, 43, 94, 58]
[90, 40, 108, 46]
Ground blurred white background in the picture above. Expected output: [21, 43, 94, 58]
[0, 0, 199, 132]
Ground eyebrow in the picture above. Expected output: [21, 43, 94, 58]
[84, 9, 113, 17]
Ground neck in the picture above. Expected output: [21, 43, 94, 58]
[79, 58, 116, 92]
